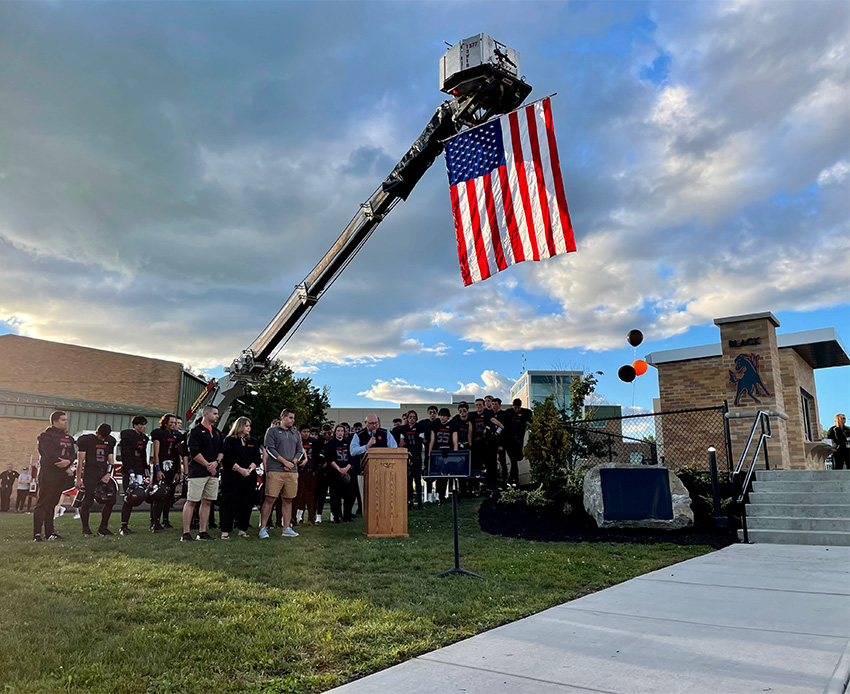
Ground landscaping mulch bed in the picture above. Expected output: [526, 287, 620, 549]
[478, 496, 735, 548]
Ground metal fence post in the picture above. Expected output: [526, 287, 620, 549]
[708, 446, 727, 527]
[722, 400, 734, 473]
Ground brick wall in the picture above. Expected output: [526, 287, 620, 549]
[0, 335, 181, 411]
[0, 418, 46, 469]
[716, 316, 790, 469]
[655, 356, 728, 468]
[779, 348, 820, 469]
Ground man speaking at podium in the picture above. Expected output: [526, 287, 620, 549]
[350, 414, 397, 511]
[350, 414, 398, 456]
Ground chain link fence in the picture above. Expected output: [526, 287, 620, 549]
[563, 405, 731, 472]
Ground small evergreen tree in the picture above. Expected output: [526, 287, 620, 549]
[524, 395, 571, 494]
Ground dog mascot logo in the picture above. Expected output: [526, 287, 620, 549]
[729, 353, 771, 406]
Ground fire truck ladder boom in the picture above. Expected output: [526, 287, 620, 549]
[195, 36, 532, 427]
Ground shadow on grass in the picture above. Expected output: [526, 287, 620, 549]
[0, 502, 716, 694]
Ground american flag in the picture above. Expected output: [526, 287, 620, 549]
[444, 97, 575, 286]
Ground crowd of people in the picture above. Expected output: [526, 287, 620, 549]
[23, 396, 534, 542]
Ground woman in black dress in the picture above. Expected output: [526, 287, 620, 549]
[220, 417, 261, 539]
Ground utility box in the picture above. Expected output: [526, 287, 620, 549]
[440, 33, 522, 94]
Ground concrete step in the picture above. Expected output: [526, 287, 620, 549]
[756, 469, 850, 481]
[747, 503, 850, 518]
[748, 491, 850, 505]
[737, 528, 850, 546]
[751, 479, 850, 493]
[746, 516, 850, 532]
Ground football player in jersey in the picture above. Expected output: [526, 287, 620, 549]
[119, 416, 149, 536]
[505, 399, 533, 486]
[151, 413, 182, 531]
[419, 406, 439, 502]
[323, 425, 356, 522]
[469, 399, 497, 489]
[449, 402, 474, 496]
[75, 423, 117, 536]
[314, 423, 333, 522]
[33, 411, 76, 541]
[292, 424, 320, 526]
[398, 410, 424, 509]
[429, 408, 457, 504]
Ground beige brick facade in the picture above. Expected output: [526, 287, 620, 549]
[655, 356, 728, 469]
[0, 418, 45, 470]
[779, 349, 821, 469]
[0, 335, 181, 411]
[716, 315, 791, 469]
[0, 335, 184, 470]
[650, 313, 844, 471]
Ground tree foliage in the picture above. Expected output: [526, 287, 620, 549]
[524, 395, 571, 493]
[229, 361, 330, 437]
[562, 372, 609, 470]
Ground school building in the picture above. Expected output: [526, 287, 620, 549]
[0, 335, 207, 470]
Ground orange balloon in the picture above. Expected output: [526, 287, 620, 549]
[632, 359, 648, 376]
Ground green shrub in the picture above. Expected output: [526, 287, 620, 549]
[496, 485, 552, 508]
[497, 487, 528, 505]
[525, 485, 551, 507]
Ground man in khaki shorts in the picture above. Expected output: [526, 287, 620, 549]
[181, 405, 223, 542]
[260, 409, 303, 538]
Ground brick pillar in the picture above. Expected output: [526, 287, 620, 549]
[715, 313, 790, 469]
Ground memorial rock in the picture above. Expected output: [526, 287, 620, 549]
[583, 463, 694, 530]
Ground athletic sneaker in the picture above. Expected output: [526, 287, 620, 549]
[258, 527, 269, 539]
[281, 527, 299, 537]
[82, 528, 93, 537]
[46, 533, 62, 541]
[314, 514, 322, 524]
[33, 534, 42, 542]
[196, 531, 214, 541]
[119, 527, 133, 536]
[180, 532, 194, 542]
[162, 520, 174, 529]
[97, 528, 114, 536]
[150, 523, 164, 533]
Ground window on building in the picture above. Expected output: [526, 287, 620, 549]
[800, 389, 816, 441]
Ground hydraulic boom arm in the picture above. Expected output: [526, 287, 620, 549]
[197, 35, 532, 427]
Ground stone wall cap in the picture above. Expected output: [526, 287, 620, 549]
[714, 312, 780, 327]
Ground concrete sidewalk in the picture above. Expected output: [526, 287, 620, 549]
[328, 544, 850, 694]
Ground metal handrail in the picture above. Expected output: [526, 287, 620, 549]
[731, 410, 773, 542]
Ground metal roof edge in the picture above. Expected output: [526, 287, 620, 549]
[0, 388, 166, 416]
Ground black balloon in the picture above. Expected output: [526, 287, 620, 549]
[618, 364, 636, 383]
[627, 329, 644, 347]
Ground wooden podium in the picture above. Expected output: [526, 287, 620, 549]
[362, 448, 408, 537]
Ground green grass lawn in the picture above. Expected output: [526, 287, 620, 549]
[0, 502, 715, 694]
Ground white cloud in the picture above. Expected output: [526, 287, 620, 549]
[358, 370, 515, 404]
[818, 160, 850, 186]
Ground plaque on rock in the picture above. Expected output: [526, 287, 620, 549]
[583, 463, 694, 530]
[599, 468, 673, 521]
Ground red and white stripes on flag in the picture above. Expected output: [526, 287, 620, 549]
[444, 97, 576, 286]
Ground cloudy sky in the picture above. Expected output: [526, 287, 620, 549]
[1, 1, 848, 428]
